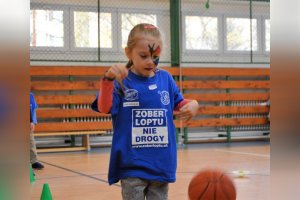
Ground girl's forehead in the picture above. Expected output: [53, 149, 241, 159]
[135, 36, 162, 50]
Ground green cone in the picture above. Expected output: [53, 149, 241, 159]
[40, 183, 53, 200]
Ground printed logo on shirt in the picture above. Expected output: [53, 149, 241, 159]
[123, 102, 139, 107]
[132, 109, 168, 148]
[124, 89, 138, 101]
[148, 84, 157, 90]
[159, 91, 170, 105]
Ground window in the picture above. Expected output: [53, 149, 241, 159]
[30, 9, 64, 47]
[100, 13, 113, 48]
[121, 13, 157, 47]
[265, 19, 270, 52]
[185, 16, 218, 50]
[30, 2, 269, 63]
[226, 18, 257, 51]
[74, 11, 112, 48]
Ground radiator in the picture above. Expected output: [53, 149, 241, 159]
[218, 100, 270, 132]
[62, 104, 113, 134]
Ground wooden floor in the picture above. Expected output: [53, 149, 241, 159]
[30, 141, 270, 200]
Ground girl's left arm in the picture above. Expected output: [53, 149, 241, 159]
[174, 99, 199, 121]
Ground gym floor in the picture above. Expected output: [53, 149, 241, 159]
[30, 141, 270, 200]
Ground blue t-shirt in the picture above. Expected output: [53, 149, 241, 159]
[92, 69, 183, 185]
[30, 92, 38, 124]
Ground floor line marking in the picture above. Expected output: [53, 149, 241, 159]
[36, 173, 108, 180]
[214, 149, 270, 158]
[40, 160, 120, 188]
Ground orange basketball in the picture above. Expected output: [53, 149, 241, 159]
[188, 168, 236, 200]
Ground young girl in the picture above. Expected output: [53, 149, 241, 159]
[92, 23, 199, 200]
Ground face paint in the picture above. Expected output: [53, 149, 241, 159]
[148, 44, 155, 56]
[153, 57, 160, 66]
[153, 45, 161, 55]
[148, 44, 161, 67]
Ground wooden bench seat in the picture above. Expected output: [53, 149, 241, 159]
[34, 131, 106, 153]
[173, 67, 270, 143]
[34, 130, 106, 137]
[30, 66, 270, 152]
[31, 66, 110, 152]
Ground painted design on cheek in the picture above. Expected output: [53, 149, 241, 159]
[148, 44, 161, 67]
[153, 57, 160, 66]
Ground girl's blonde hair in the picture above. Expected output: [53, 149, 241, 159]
[125, 23, 162, 69]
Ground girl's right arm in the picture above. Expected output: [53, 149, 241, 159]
[97, 64, 129, 113]
[97, 78, 114, 113]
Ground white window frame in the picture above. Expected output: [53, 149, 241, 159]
[114, 8, 170, 62]
[223, 13, 261, 55]
[117, 8, 160, 52]
[263, 16, 270, 55]
[30, 3, 69, 53]
[30, 1, 268, 63]
[70, 6, 117, 52]
[182, 11, 223, 56]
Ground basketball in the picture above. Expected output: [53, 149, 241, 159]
[188, 168, 236, 200]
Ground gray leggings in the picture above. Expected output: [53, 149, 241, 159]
[121, 178, 168, 200]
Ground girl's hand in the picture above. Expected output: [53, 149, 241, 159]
[175, 100, 199, 121]
[105, 64, 129, 82]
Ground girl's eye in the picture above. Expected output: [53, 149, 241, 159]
[140, 55, 147, 59]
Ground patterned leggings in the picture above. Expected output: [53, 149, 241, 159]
[121, 178, 169, 200]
